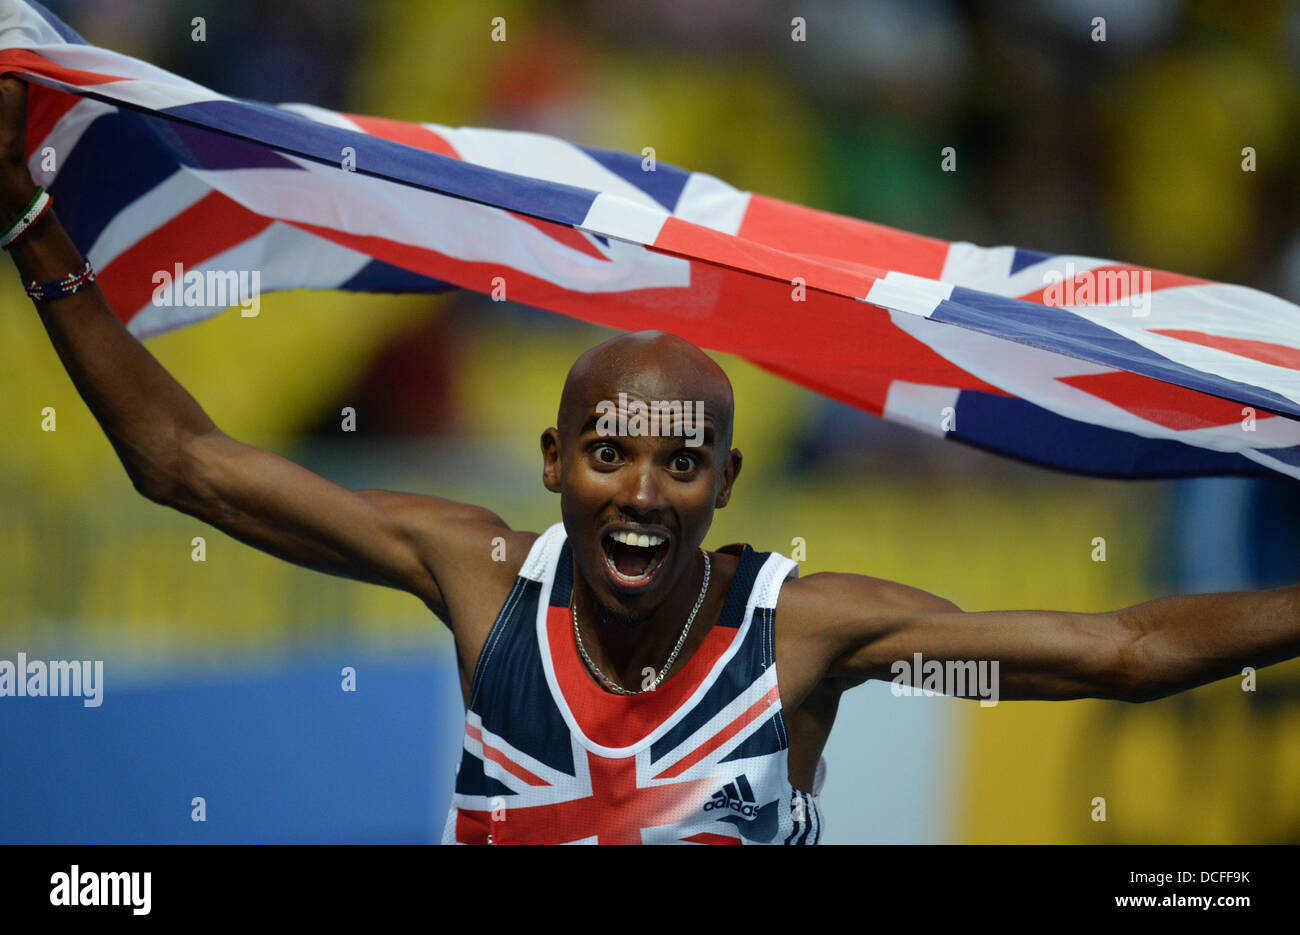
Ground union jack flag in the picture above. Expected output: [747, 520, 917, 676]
[4, 0, 1299, 480]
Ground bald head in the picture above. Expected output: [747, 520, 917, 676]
[542, 331, 743, 622]
[557, 331, 735, 449]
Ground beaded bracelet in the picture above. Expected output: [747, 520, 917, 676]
[1, 187, 53, 250]
[24, 259, 96, 304]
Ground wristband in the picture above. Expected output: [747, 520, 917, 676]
[24, 259, 95, 304]
[1, 187, 52, 250]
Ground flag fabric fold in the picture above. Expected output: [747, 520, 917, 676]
[4, 0, 1300, 480]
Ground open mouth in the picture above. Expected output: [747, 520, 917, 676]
[600, 528, 670, 589]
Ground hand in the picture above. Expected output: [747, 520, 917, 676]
[0, 76, 38, 216]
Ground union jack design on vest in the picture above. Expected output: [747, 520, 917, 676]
[442, 523, 825, 845]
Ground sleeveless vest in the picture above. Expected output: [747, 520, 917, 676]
[441, 522, 826, 844]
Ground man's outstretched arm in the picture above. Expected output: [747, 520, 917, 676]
[0, 77, 506, 619]
[784, 570, 1300, 703]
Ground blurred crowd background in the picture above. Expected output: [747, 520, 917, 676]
[2, 0, 1299, 843]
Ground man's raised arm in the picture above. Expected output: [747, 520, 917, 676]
[0, 77, 506, 620]
[784, 570, 1300, 704]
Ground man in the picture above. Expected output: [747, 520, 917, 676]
[3, 76, 1298, 844]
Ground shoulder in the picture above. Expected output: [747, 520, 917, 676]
[359, 490, 541, 604]
[778, 571, 961, 631]
[772, 570, 962, 704]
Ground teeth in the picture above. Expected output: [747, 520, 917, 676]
[610, 530, 665, 548]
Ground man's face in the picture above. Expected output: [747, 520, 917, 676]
[542, 378, 740, 626]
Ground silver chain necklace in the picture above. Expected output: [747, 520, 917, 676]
[571, 550, 711, 695]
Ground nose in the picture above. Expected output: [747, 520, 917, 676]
[617, 460, 668, 518]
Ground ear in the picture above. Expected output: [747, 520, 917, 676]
[541, 427, 563, 493]
[715, 448, 742, 508]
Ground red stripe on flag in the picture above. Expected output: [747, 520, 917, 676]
[1016, 265, 1209, 304]
[739, 193, 950, 279]
[512, 212, 609, 261]
[1151, 330, 1300, 371]
[0, 48, 133, 88]
[655, 215, 885, 300]
[98, 191, 273, 323]
[24, 85, 85, 160]
[1057, 370, 1259, 431]
[654, 685, 781, 780]
[343, 113, 461, 160]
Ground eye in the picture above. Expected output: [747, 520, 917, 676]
[670, 452, 697, 472]
[593, 443, 621, 464]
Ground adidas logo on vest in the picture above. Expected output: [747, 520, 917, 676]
[703, 775, 765, 818]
